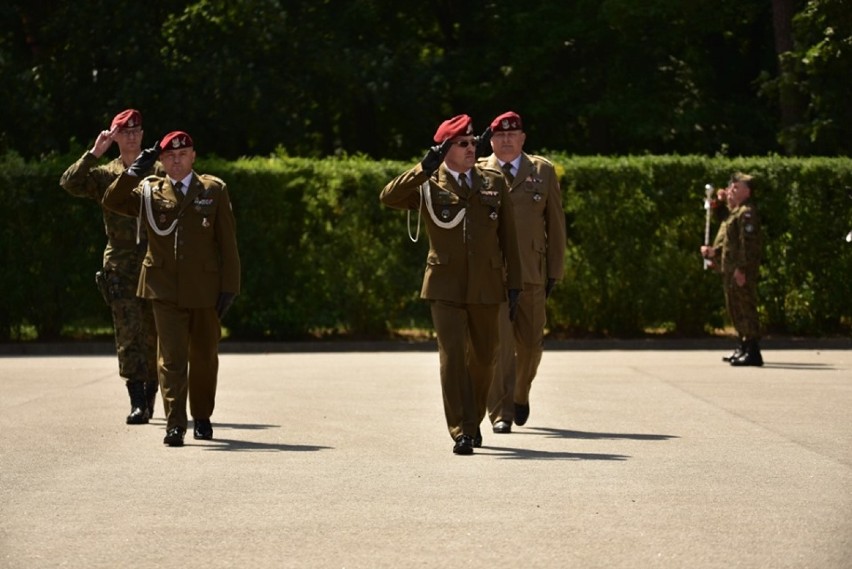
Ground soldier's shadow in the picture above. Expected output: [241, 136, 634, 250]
[522, 427, 679, 441]
[201, 438, 331, 452]
[153, 421, 332, 453]
[759, 362, 836, 370]
[479, 446, 630, 461]
[477, 426, 678, 460]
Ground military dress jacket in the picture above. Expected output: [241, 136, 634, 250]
[380, 163, 522, 304]
[480, 153, 566, 285]
[718, 198, 761, 276]
[102, 171, 241, 308]
[59, 151, 163, 267]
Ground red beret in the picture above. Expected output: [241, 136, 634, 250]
[111, 109, 141, 129]
[159, 131, 194, 151]
[433, 114, 474, 143]
[490, 111, 523, 132]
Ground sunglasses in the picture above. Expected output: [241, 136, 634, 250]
[453, 140, 474, 148]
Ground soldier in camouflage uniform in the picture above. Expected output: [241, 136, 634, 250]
[701, 173, 763, 366]
[59, 109, 163, 423]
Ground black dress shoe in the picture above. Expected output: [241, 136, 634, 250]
[473, 428, 482, 448]
[722, 344, 744, 362]
[163, 427, 185, 447]
[453, 435, 474, 455]
[193, 418, 213, 440]
[514, 403, 530, 426]
[493, 420, 512, 433]
[731, 352, 763, 366]
[126, 405, 149, 425]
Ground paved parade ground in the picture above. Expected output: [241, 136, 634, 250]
[1, 341, 851, 568]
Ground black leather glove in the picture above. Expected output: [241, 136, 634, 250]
[475, 126, 493, 158]
[420, 139, 453, 175]
[545, 278, 557, 299]
[216, 292, 236, 320]
[508, 289, 521, 321]
[127, 141, 160, 177]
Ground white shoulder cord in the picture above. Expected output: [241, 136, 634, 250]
[406, 184, 422, 242]
[421, 180, 465, 229]
[141, 180, 181, 258]
[141, 180, 180, 236]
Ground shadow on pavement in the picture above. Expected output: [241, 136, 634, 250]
[524, 426, 679, 441]
[200, 439, 332, 452]
[481, 446, 630, 461]
[759, 362, 837, 370]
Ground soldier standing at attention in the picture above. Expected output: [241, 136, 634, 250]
[380, 114, 523, 455]
[477, 111, 567, 432]
[60, 109, 162, 425]
[701, 173, 763, 366]
[102, 131, 241, 447]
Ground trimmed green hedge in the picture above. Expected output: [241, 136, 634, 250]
[1, 150, 850, 341]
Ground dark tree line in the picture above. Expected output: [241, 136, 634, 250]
[1, 0, 849, 161]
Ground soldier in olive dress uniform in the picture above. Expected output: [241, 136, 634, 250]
[478, 111, 567, 432]
[60, 109, 162, 425]
[102, 131, 241, 447]
[701, 173, 763, 366]
[380, 114, 523, 455]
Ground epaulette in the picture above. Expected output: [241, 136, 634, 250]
[199, 173, 226, 189]
[529, 154, 554, 167]
[141, 174, 162, 184]
[477, 164, 503, 177]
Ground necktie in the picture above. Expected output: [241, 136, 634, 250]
[174, 180, 183, 194]
[502, 162, 515, 184]
[459, 174, 470, 191]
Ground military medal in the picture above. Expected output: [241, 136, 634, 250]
[202, 217, 211, 228]
[533, 193, 542, 202]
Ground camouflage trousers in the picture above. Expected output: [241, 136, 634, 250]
[723, 271, 761, 341]
[102, 267, 157, 384]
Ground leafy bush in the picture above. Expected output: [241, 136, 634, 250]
[1, 151, 850, 341]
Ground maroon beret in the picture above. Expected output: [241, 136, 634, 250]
[433, 114, 474, 143]
[490, 111, 523, 132]
[111, 109, 141, 129]
[159, 131, 194, 151]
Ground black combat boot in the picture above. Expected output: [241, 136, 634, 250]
[722, 341, 745, 362]
[730, 340, 763, 367]
[145, 381, 159, 420]
[126, 381, 150, 424]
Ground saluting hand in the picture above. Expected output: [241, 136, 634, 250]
[90, 126, 117, 158]
[420, 139, 453, 175]
[127, 141, 160, 177]
[475, 126, 492, 158]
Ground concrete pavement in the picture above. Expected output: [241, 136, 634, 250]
[1, 345, 851, 568]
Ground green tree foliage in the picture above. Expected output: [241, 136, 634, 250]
[1, 1, 848, 160]
[771, 0, 852, 154]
